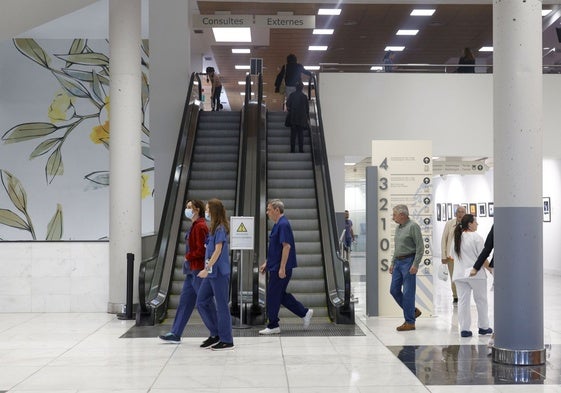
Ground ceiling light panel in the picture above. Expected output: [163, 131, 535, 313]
[313, 29, 334, 35]
[212, 27, 251, 42]
[384, 46, 405, 51]
[479, 46, 493, 52]
[309, 46, 328, 51]
[304, 66, 320, 70]
[396, 30, 419, 36]
[318, 9, 341, 16]
[232, 48, 251, 54]
[411, 9, 435, 16]
[235, 65, 250, 70]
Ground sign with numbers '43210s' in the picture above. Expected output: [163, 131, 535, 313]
[371, 140, 433, 317]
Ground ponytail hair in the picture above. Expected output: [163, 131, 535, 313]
[453, 214, 475, 257]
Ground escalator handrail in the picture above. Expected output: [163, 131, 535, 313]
[308, 72, 352, 311]
[138, 72, 202, 316]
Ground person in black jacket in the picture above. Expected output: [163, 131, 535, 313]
[274, 54, 312, 103]
[285, 82, 309, 153]
[471, 224, 494, 275]
[457, 47, 476, 73]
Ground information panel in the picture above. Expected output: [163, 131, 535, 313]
[372, 140, 433, 317]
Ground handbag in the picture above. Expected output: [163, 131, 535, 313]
[284, 112, 291, 127]
[437, 263, 449, 281]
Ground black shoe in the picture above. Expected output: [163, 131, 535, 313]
[479, 327, 493, 335]
[461, 330, 473, 337]
[414, 308, 422, 319]
[159, 332, 181, 344]
[453, 298, 458, 304]
[200, 335, 220, 348]
[211, 341, 235, 351]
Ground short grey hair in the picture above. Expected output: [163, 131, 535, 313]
[268, 199, 285, 213]
[393, 204, 409, 217]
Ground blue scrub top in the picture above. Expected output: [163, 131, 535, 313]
[267, 215, 297, 271]
[205, 225, 230, 277]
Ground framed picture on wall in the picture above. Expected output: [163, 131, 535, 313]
[478, 203, 487, 217]
[442, 203, 447, 221]
[453, 204, 459, 214]
[447, 203, 453, 220]
[488, 202, 494, 217]
[461, 203, 468, 212]
[469, 203, 477, 216]
[436, 203, 442, 221]
[543, 197, 551, 222]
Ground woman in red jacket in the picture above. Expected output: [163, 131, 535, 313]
[159, 199, 218, 344]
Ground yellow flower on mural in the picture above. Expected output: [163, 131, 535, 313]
[141, 173, 150, 199]
[48, 91, 75, 123]
[90, 97, 110, 144]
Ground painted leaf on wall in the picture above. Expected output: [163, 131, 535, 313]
[55, 53, 109, 67]
[1, 170, 28, 213]
[2, 123, 58, 144]
[54, 74, 91, 99]
[66, 39, 87, 68]
[46, 149, 64, 183]
[30, 138, 61, 159]
[0, 208, 29, 231]
[13, 39, 51, 68]
[84, 171, 109, 186]
[45, 204, 63, 240]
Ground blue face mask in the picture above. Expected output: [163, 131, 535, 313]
[184, 208, 194, 220]
[205, 212, 211, 222]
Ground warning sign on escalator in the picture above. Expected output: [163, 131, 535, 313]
[230, 216, 254, 250]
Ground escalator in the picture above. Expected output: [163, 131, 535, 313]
[259, 76, 354, 324]
[266, 113, 328, 319]
[166, 111, 241, 319]
[137, 74, 244, 325]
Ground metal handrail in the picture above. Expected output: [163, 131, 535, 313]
[317, 63, 561, 74]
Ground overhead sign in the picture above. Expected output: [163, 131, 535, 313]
[192, 15, 315, 29]
[230, 216, 255, 250]
[433, 160, 489, 175]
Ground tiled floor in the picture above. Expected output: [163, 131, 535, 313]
[1, 258, 561, 392]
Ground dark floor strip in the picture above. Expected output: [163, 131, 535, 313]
[122, 322, 365, 339]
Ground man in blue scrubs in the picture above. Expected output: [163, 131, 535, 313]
[259, 199, 313, 334]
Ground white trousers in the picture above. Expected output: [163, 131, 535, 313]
[455, 279, 490, 332]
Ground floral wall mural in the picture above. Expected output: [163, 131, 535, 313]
[0, 39, 154, 240]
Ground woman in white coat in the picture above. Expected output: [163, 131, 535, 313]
[451, 214, 493, 338]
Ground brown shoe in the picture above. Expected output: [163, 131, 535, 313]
[415, 308, 422, 319]
[396, 322, 416, 331]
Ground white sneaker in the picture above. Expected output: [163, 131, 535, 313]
[259, 327, 281, 335]
[303, 309, 314, 329]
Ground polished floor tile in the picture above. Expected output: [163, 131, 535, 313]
[2, 259, 561, 392]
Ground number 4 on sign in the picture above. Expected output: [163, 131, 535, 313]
[379, 157, 388, 170]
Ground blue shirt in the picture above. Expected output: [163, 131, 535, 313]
[205, 225, 230, 277]
[267, 215, 297, 271]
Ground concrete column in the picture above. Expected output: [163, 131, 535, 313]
[108, 0, 142, 312]
[493, 0, 545, 365]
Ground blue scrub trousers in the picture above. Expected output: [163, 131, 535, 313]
[197, 274, 233, 343]
[266, 269, 308, 329]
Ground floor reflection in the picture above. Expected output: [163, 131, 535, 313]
[388, 345, 560, 385]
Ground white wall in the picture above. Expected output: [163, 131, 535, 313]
[0, 242, 109, 312]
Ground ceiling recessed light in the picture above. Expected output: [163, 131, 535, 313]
[396, 29, 419, 36]
[309, 46, 328, 51]
[411, 9, 435, 16]
[384, 46, 405, 52]
[304, 65, 320, 70]
[479, 46, 494, 52]
[370, 66, 383, 71]
[238, 81, 254, 85]
[313, 29, 334, 35]
[542, 9, 553, 16]
[232, 48, 251, 54]
[344, 162, 356, 166]
[212, 27, 251, 43]
[318, 9, 341, 16]
[235, 65, 251, 70]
